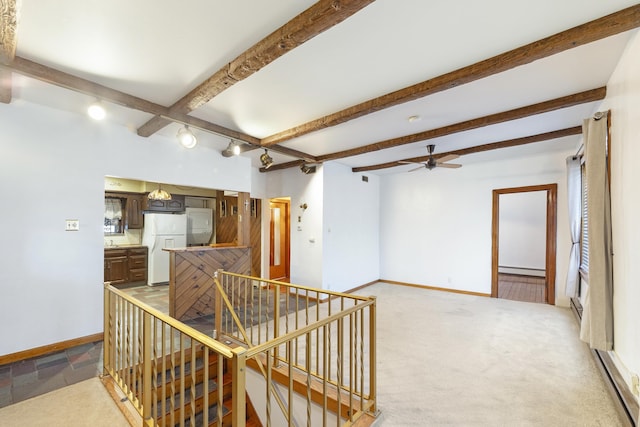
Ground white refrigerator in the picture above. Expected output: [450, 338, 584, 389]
[186, 207, 213, 246]
[142, 213, 187, 286]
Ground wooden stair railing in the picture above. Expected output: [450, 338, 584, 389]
[246, 354, 370, 422]
[132, 346, 262, 427]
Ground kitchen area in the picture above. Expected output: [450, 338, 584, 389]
[103, 176, 260, 289]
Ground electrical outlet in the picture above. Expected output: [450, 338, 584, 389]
[632, 374, 639, 396]
[65, 219, 79, 231]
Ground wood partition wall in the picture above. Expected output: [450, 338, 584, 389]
[215, 191, 261, 276]
[166, 246, 251, 321]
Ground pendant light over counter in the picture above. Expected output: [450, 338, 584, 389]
[148, 184, 172, 201]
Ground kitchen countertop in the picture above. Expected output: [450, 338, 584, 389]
[104, 244, 146, 249]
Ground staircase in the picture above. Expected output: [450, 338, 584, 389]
[141, 345, 261, 427]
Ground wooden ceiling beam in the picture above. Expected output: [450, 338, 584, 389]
[136, 0, 375, 138]
[3, 56, 318, 160]
[0, 0, 18, 103]
[4, 56, 257, 144]
[261, 4, 640, 146]
[352, 127, 583, 173]
[316, 87, 605, 162]
[259, 159, 305, 173]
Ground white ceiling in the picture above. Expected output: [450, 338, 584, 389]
[6, 0, 640, 173]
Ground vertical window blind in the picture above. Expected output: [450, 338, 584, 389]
[580, 163, 589, 273]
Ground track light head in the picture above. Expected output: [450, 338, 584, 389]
[260, 149, 273, 169]
[222, 139, 241, 157]
[300, 163, 316, 174]
[177, 125, 197, 148]
[87, 101, 106, 120]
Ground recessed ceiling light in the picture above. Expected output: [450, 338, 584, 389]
[408, 115, 420, 123]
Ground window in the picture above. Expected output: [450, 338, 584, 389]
[104, 197, 124, 234]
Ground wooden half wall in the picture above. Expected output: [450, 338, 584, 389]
[167, 246, 251, 321]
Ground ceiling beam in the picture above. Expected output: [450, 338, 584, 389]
[315, 87, 605, 162]
[5, 56, 255, 142]
[261, 4, 640, 146]
[259, 159, 306, 173]
[352, 127, 583, 173]
[136, 0, 375, 138]
[2, 56, 318, 161]
[0, 0, 17, 103]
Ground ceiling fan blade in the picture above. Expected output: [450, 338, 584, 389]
[408, 165, 425, 172]
[437, 154, 459, 163]
[398, 160, 421, 165]
[437, 163, 462, 169]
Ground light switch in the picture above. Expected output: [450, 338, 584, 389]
[65, 219, 80, 231]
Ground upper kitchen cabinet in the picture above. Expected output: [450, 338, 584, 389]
[126, 194, 144, 229]
[142, 194, 185, 213]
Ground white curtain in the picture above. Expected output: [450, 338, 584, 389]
[565, 155, 581, 298]
[105, 198, 123, 220]
[579, 111, 613, 351]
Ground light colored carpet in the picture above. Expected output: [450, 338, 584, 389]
[358, 283, 622, 426]
[0, 377, 129, 427]
[0, 283, 622, 426]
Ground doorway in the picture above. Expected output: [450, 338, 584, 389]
[491, 184, 557, 304]
[269, 198, 290, 281]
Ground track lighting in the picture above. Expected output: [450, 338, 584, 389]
[260, 149, 273, 169]
[87, 101, 106, 120]
[300, 163, 316, 174]
[222, 139, 241, 157]
[177, 125, 197, 148]
[148, 184, 172, 201]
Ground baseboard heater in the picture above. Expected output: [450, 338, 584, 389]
[570, 298, 638, 427]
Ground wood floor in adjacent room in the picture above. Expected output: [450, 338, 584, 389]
[498, 273, 546, 304]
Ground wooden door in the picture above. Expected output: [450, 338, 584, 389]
[269, 199, 290, 280]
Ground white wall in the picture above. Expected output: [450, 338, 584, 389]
[498, 191, 547, 274]
[379, 142, 572, 304]
[263, 161, 381, 292]
[598, 29, 640, 394]
[0, 100, 251, 355]
[322, 162, 380, 292]
[265, 165, 325, 288]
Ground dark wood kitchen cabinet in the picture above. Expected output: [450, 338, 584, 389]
[104, 249, 129, 285]
[104, 246, 148, 287]
[142, 194, 185, 213]
[126, 195, 144, 229]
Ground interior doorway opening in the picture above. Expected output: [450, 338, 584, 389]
[269, 198, 290, 281]
[491, 184, 557, 304]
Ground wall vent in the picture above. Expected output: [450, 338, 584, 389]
[362, 175, 369, 182]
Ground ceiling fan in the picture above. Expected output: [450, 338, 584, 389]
[399, 144, 462, 172]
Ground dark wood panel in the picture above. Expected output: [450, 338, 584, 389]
[169, 247, 251, 321]
[250, 199, 261, 277]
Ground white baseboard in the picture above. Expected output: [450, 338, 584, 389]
[498, 266, 545, 277]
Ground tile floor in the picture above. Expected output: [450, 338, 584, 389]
[0, 284, 171, 409]
[0, 341, 103, 408]
[0, 282, 309, 408]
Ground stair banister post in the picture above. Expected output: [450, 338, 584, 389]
[273, 283, 280, 365]
[103, 283, 111, 376]
[142, 310, 153, 423]
[231, 347, 247, 427]
[368, 297, 377, 414]
[214, 269, 223, 339]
